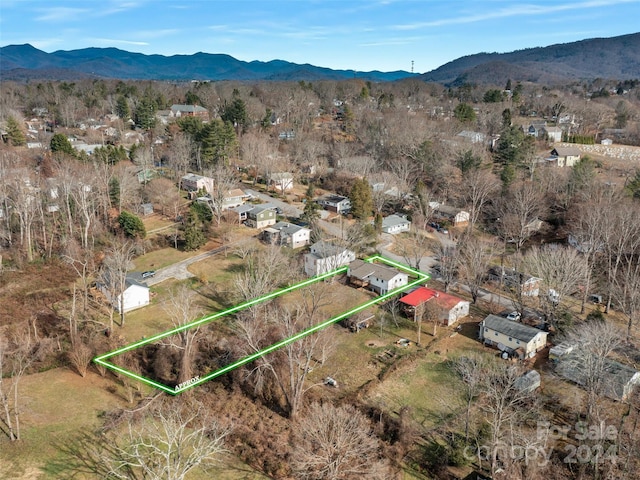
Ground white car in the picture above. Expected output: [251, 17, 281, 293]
[506, 311, 521, 322]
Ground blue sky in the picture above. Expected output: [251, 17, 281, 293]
[1, 0, 639, 73]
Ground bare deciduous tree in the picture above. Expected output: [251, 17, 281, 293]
[561, 321, 624, 422]
[478, 362, 539, 478]
[162, 283, 203, 385]
[60, 398, 230, 480]
[496, 181, 546, 252]
[457, 235, 497, 304]
[461, 168, 500, 230]
[521, 245, 588, 327]
[202, 165, 238, 227]
[0, 326, 33, 441]
[291, 402, 391, 480]
[99, 240, 136, 330]
[395, 226, 432, 272]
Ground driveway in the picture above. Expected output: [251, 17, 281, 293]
[145, 237, 256, 286]
[243, 188, 302, 218]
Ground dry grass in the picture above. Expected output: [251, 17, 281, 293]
[0, 368, 125, 479]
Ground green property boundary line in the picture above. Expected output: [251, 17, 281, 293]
[93, 255, 429, 395]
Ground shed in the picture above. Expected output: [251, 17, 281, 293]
[514, 370, 541, 393]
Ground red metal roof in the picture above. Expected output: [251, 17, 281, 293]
[399, 287, 438, 307]
[399, 287, 466, 310]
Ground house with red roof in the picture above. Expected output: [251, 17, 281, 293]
[399, 287, 470, 326]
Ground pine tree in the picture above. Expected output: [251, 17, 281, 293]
[115, 95, 130, 119]
[50, 133, 75, 156]
[5, 117, 26, 146]
[349, 178, 373, 220]
[302, 183, 321, 225]
[183, 208, 206, 251]
[118, 211, 146, 239]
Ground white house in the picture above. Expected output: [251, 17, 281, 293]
[381, 214, 411, 234]
[542, 126, 563, 142]
[223, 189, 248, 210]
[548, 146, 582, 167]
[99, 274, 150, 313]
[269, 172, 294, 192]
[457, 130, 487, 144]
[316, 194, 352, 214]
[434, 205, 470, 227]
[479, 315, 548, 359]
[347, 259, 408, 295]
[262, 222, 311, 249]
[181, 173, 214, 193]
[304, 241, 356, 277]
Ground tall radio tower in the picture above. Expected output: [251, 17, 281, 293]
[411, 60, 414, 74]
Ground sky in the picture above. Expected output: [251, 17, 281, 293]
[1, 0, 639, 73]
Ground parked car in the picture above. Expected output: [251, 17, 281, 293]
[142, 270, 156, 279]
[506, 311, 521, 322]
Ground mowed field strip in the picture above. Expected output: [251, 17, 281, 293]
[94, 255, 429, 394]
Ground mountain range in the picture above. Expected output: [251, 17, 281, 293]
[0, 44, 412, 83]
[1, 32, 639, 84]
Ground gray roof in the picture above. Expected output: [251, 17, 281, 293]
[249, 204, 277, 215]
[481, 315, 545, 343]
[318, 194, 350, 204]
[310, 240, 350, 258]
[171, 104, 208, 113]
[229, 204, 254, 214]
[556, 351, 640, 400]
[436, 205, 467, 216]
[382, 214, 410, 229]
[348, 259, 406, 282]
[271, 221, 309, 235]
[552, 146, 582, 157]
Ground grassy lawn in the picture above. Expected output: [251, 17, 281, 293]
[132, 247, 197, 271]
[142, 214, 176, 233]
[0, 367, 273, 480]
[366, 352, 464, 429]
[0, 368, 125, 479]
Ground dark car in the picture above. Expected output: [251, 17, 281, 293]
[142, 270, 156, 279]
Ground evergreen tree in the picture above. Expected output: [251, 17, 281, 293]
[50, 133, 75, 156]
[493, 126, 534, 166]
[374, 212, 383, 235]
[118, 210, 146, 239]
[220, 97, 248, 134]
[109, 177, 120, 208]
[453, 103, 476, 122]
[457, 150, 482, 174]
[483, 89, 504, 103]
[349, 178, 373, 220]
[177, 116, 204, 137]
[624, 169, 640, 199]
[134, 94, 157, 130]
[5, 116, 26, 146]
[301, 184, 321, 225]
[185, 90, 202, 106]
[501, 108, 512, 128]
[115, 95, 130, 119]
[196, 119, 238, 167]
[183, 208, 206, 251]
